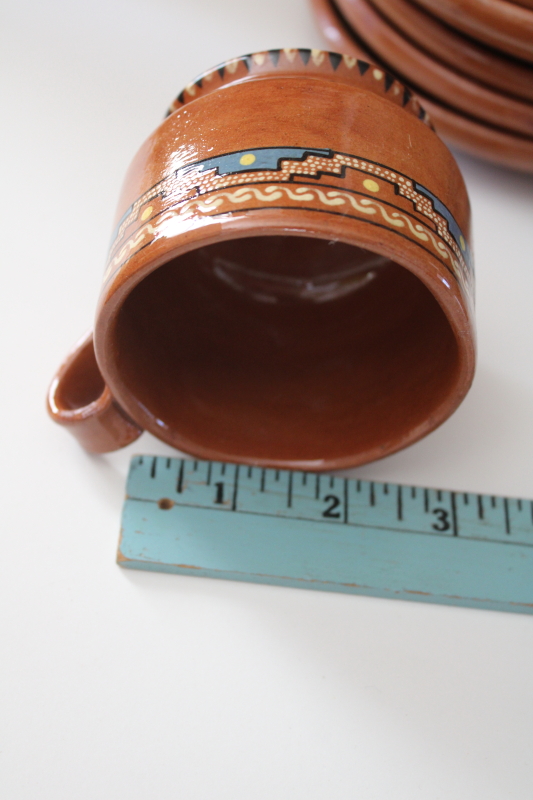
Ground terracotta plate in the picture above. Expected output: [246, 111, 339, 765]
[370, 0, 533, 102]
[411, 0, 533, 62]
[311, 0, 533, 172]
[336, 0, 533, 137]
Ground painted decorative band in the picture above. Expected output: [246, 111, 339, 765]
[104, 146, 473, 304]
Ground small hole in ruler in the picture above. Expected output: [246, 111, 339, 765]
[158, 498, 174, 510]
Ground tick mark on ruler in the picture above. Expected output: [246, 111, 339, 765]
[370, 482, 375, 506]
[166, 458, 171, 469]
[176, 460, 185, 493]
[260, 468, 266, 492]
[504, 498, 511, 535]
[247, 466, 253, 479]
[302, 472, 308, 486]
[206, 461, 213, 485]
[287, 472, 293, 508]
[344, 479, 349, 523]
[451, 492, 458, 536]
[315, 474, 320, 499]
[424, 489, 429, 513]
[463, 493, 469, 504]
[232, 465, 240, 511]
[411, 486, 416, 499]
[397, 485, 403, 520]
[150, 457, 157, 478]
[477, 495, 484, 520]
[384, 483, 389, 495]
[491, 496, 496, 509]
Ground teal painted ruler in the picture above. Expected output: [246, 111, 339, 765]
[118, 456, 533, 614]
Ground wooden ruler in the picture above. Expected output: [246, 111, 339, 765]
[118, 456, 533, 613]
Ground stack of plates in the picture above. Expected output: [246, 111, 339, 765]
[311, 0, 533, 172]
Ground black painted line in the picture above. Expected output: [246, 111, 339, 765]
[150, 457, 157, 479]
[463, 493, 469, 504]
[411, 487, 416, 499]
[302, 472, 308, 486]
[356, 480, 361, 493]
[176, 459, 185, 494]
[384, 483, 389, 495]
[344, 479, 349, 524]
[166, 458, 171, 469]
[193, 460, 198, 471]
[517, 498, 522, 511]
[451, 492, 458, 537]
[424, 489, 429, 513]
[287, 472, 293, 508]
[206, 462, 212, 486]
[221, 463, 226, 476]
[232, 465, 240, 511]
[437, 490, 442, 502]
[275, 470, 280, 482]
[247, 465, 253, 479]
[127, 497, 533, 547]
[315, 474, 320, 500]
[261, 469, 266, 492]
[370, 482, 375, 506]
[397, 485, 403, 521]
[477, 495, 484, 520]
[491, 496, 496, 508]
[504, 498, 511, 535]
[329, 475, 335, 489]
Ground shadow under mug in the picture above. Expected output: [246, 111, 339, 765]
[48, 49, 475, 472]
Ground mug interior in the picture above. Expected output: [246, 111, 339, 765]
[112, 235, 460, 466]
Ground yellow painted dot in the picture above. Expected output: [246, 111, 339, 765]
[459, 235, 466, 251]
[141, 206, 153, 220]
[373, 69, 384, 80]
[239, 153, 256, 166]
[363, 179, 379, 193]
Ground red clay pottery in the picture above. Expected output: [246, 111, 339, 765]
[337, 0, 533, 136]
[411, 0, 533, 61]
[48, 50, 475, 471]
[370, 0, 533, 102]
[313, 0, 533, 172]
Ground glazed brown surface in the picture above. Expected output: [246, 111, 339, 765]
[337, 0, 533, 136]
[411, 0, 533, 61]
[50, 52, 475, 469]
[47, 333, 142, 452]
[312, 0, 533, 172]
[370, 0, 533, 102]
[111, 237, 459, 465]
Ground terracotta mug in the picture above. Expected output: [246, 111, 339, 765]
[48, 50, 475, 472]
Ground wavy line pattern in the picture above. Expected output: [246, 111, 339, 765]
[104, 184, 463, 287]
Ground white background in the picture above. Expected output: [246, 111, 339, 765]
[2, 0, 533, 797]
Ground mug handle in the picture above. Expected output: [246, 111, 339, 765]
[47, 331, 143, 453]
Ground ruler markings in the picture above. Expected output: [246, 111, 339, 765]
[119, 456, 533, 612]
[504, 497, 511, 535]
[343, 478, 349, 524]
[124, 494, 533, 547]
[397, 485, 403, 521]
[231, 465, 240, 511]
[176, 459, 185, 493]
[451, 492, 459, 537]
[287, 471, 293, 508]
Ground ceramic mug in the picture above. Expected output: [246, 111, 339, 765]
[48, 50, 475, 471]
